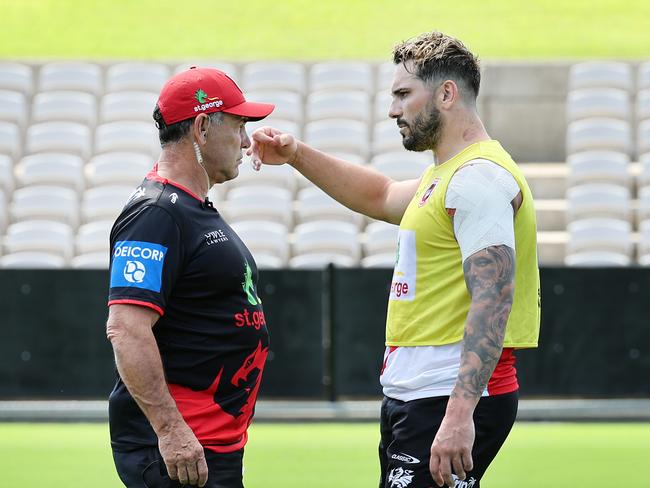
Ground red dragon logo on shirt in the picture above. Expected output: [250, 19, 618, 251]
[167, 340, 269, 446]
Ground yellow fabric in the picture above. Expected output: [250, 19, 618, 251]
[385, 140, 540, 348]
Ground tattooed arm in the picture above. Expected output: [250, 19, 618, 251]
[429, 245, 516, 487]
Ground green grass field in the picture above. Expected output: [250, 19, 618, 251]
[1, 0, 649, 60]
[1, 422, 649, 487]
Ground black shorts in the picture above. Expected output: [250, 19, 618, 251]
[113, 446, 244, 488]
[378, 391, 518, 488]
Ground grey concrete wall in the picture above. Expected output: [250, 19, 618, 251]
[479, 62, 572, 162]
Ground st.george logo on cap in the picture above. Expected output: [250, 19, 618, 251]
[156, 67, 274, 125]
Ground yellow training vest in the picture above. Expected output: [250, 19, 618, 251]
[385, 140, 540, 348]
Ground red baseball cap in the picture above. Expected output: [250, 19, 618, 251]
[157, 67, 275, 125]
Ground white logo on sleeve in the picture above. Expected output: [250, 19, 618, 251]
[123, 260, 146, 283]
[170, 192, 178, 204]
[390, 229, 416, 301]
[388, 467, 414, 487]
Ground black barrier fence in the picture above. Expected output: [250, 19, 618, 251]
[1, 267, 649, 399]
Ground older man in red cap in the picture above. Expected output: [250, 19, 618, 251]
[105, 67, 275, 488]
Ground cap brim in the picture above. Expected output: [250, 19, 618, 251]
[222, 101, 275, 121]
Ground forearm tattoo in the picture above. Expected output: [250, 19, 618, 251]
[453, 245, 515, 400]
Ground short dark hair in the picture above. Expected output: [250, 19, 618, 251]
[392, 31, 481, 101]
[152, 105, 222, 146]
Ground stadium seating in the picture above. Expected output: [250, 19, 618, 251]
[26, 121, 92, 158]
[3, 220, 74, 261]
[0, 62, 33, 94]
[32, 91, 97, 126]
[242, 62, 306, 94]
[106, 62, 170, 92]
[568, 61, 633, 91]
[0, 251, 65, 269]
[100, 91, 159, 122]
[309, 62, 373, 92]
[0, 90, 28, 127]
[38, 62, 103, 95]
[0, 121, 21, 158]
[3, 58, 650, 268]
[14, 153, 85, 192]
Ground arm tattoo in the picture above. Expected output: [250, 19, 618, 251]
[452, 245, 515, 400]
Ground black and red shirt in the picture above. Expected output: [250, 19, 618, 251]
[108, 165, 269, 453]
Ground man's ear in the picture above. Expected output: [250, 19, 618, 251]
[193, 114, 210, 144]
[440, 80, 458, 106]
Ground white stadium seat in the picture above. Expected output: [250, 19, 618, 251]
[0, 252, 65, 269]
[289, 252, 356, 269]
[251, 254, 284, 269]
[75, 220, 113, 254]
[372, 119, 405, 154]
[306, 90, 371, 122]
[565, 118, 632, 155]
[566, 183, 630, 221]
[223, 186, 293, 226]
[230, 220, 289, 263]
[566, 150, 630, 187]
[225, 156, 296, 194]
[32, 90, 97, 125]
[242, 62, 306, 94]
[637, 61, 650, 91]
[361, 252, 396, 268]
[636, 187, 650, 222]
[565, 88, 630, 122]
[0, 62, 33, 94]
[637, 220, 650, 265]
[0, 154, 15, 194]
[95, 121, 159, 157]
[100, 91, 159, 122]
[638, 152, 650, 188]
[14, 153, 85, 192]
[564, 251, 631, 267]
[245, 90, 303, 123]
[377, 62, 396, 92]
[85, 152, 151, 187]
[106, 63, 170, 92]
[0, 121, 21, 159]
[4, 219, 74, 260]
[568, 61, 633, 91]
[310, 62, 373, 92]
[175, 62, 238, 80]
[71, 252, 109, 269]
[246, 118, 301, 139]
[637, 120, 650, 157]
[566, 218, 632, 256]
[81, 185, 135, 223]
[26, 122, 91, 158]
[0, 190, 7, 233]
[10, 185, 79, 227]
[38, 62, 103, 95]
[374, 90, 392, 123]
[0, 90, 28, 126]
[635, 89, 650, 122]
[370, 151, 431, 181]
[296, 187, 363, 227]
[304, 119, 369, 157]
[363, 220, 399, 256]
[293, 220, 361, 261]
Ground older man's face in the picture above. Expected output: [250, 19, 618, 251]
[204, 113, 251, 184]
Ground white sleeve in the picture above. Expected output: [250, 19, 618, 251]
[444, 159, 520, 262]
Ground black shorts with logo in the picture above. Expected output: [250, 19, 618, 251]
[379, 391, 518, 488]
[113, 446, 244, 488]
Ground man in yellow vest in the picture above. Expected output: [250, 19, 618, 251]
[248, 31, 540, 488]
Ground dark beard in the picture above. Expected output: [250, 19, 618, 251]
[401, 104, 442, 152]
